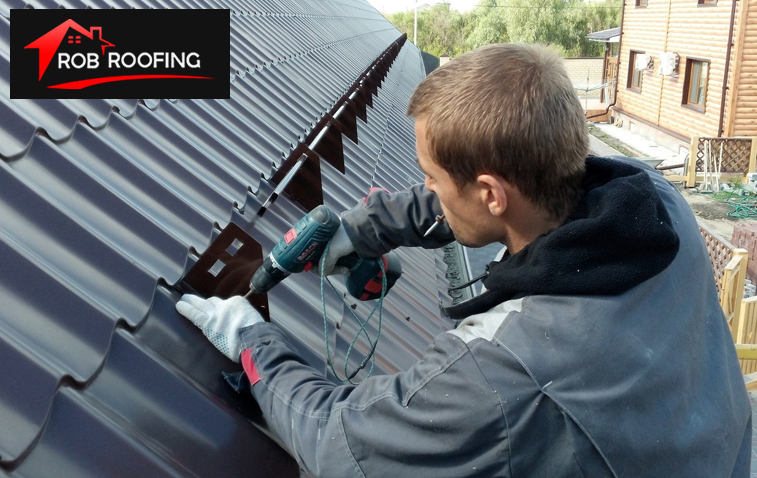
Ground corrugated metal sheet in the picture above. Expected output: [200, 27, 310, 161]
[0, 1, 453, 476]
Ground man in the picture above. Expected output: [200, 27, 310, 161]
[177, 43, 751, 477]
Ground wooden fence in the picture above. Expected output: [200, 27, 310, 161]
[667, 136, 757, 187]
[699, 222, 757, 375]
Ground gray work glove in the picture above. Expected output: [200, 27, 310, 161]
[312, 222, 356, 276]
[175, 294, 264, 362]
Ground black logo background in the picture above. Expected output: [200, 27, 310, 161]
[12, 9, 230, 98]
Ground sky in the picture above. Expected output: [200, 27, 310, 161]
[367, 0, 480, 14]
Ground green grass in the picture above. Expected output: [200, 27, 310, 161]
[587, 124, 646, 158]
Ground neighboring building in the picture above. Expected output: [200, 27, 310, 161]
[586, 27, 620, 104]
[421, 50, 440, 74]
[612, 0, 757, 152]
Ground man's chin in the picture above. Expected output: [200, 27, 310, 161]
[453, 233, 478, 248]
[454, 233, 497, 249]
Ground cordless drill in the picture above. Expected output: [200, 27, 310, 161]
[245, 205, 402, 300]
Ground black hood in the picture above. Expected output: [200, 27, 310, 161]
[445, 156, 680, 319]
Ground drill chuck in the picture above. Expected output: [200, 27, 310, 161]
[249, 257, 290, 295]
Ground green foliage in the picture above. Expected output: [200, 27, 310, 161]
[384, 0, 620, 58]
[466, 1, 508, 50]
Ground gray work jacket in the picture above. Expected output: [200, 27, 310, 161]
[238, 157, 751, 477]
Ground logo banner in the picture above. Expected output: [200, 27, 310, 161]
[12, 9, 230, 98]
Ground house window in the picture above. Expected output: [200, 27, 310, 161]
[636, 0, 648, 6]
[628, 51, 644, 91]
[683, 59, 709, 110]
[698, 0, 716, 5]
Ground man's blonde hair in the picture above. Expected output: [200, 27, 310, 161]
[408, 43, 588, 220]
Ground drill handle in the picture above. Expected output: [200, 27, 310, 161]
[338, 251, 402, 301]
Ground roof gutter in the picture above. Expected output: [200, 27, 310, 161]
[718, 0, 739, 137]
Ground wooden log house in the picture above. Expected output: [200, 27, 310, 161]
[610, 0, 757, 153]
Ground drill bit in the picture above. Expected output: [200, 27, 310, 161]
[423, 214, 446, 237]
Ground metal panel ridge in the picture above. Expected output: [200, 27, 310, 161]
[0, 1, 449, 475]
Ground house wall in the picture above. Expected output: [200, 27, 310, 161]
[727, 0, 757, 136]
[564, 57, 605, 89]
[565, 57, 605, 103]
[615, 0, 734, 142]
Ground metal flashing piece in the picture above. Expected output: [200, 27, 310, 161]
[261, 33, 407, 213]
[269, 146, 324, 213]
[338, 98, 360, 144]
[180, 222, 270, 320]
[310, 116, 346, 173]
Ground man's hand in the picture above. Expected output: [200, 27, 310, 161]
[176, 295, 264, 362]
[313, 222, 356, 276]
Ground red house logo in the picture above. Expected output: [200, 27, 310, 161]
[12, 9, 229, 98]
[24, 19, 115, 80]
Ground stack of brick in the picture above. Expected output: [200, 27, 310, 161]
[732, 223, 757, 284]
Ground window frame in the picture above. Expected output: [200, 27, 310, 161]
[627, 50, 644, 92]
[636, 0, 648, 6]
[682, 57, 709, 112]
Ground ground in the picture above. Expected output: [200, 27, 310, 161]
[445, 131, 755, 295]
[588, 124, 645, 158]
[679, 188, 744, 240]
[588, 126, 750, 241]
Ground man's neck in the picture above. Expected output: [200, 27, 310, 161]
[501, 202, 564, 255]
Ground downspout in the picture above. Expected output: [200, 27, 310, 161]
[718, 0, 739, 137]
[657, 0, 673, 125]
[612, 1, 626, 113]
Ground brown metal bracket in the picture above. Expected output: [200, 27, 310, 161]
[268, 146, 323, 213]
[180, 222, 270, 321]
[350, 92, 368, 123]
[311, 117, 345, 173]
[256, 33, 407, 215]
[337, 99, 359, 144]
[362, 75, 376, 106]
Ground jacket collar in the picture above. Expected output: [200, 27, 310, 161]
[444, 156, 680, 319]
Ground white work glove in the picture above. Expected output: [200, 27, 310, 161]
[175, 294, 264, 362]
[313, 222, 356, 276]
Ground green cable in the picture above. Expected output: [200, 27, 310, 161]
[319, 242, 386, 385]
[709, 187, 757, 219]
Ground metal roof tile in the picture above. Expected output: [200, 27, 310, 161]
[10, 135, 188, 282]
[9, 378, 297, 477]
[0, 335, 61, 461]
[174, 97, 290, 168]
[0, 160, 157, 325]
[0, 2, 456, 475]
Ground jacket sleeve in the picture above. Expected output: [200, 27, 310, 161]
[339, 184, 454, 257]
[238, 322, 508, 478]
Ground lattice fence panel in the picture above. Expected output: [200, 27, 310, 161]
[694, 137, 752, 173]
[700, 222, 736, 295]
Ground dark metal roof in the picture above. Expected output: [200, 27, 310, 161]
[586, 26, 621, 42]
[0, 1, 453, 476]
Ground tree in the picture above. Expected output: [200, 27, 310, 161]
[384, 0, 620, 59]
[466, 0, 508, 50]
[388, 4, 467, 57]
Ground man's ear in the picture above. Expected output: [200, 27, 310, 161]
[477, 174, 507, 216]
